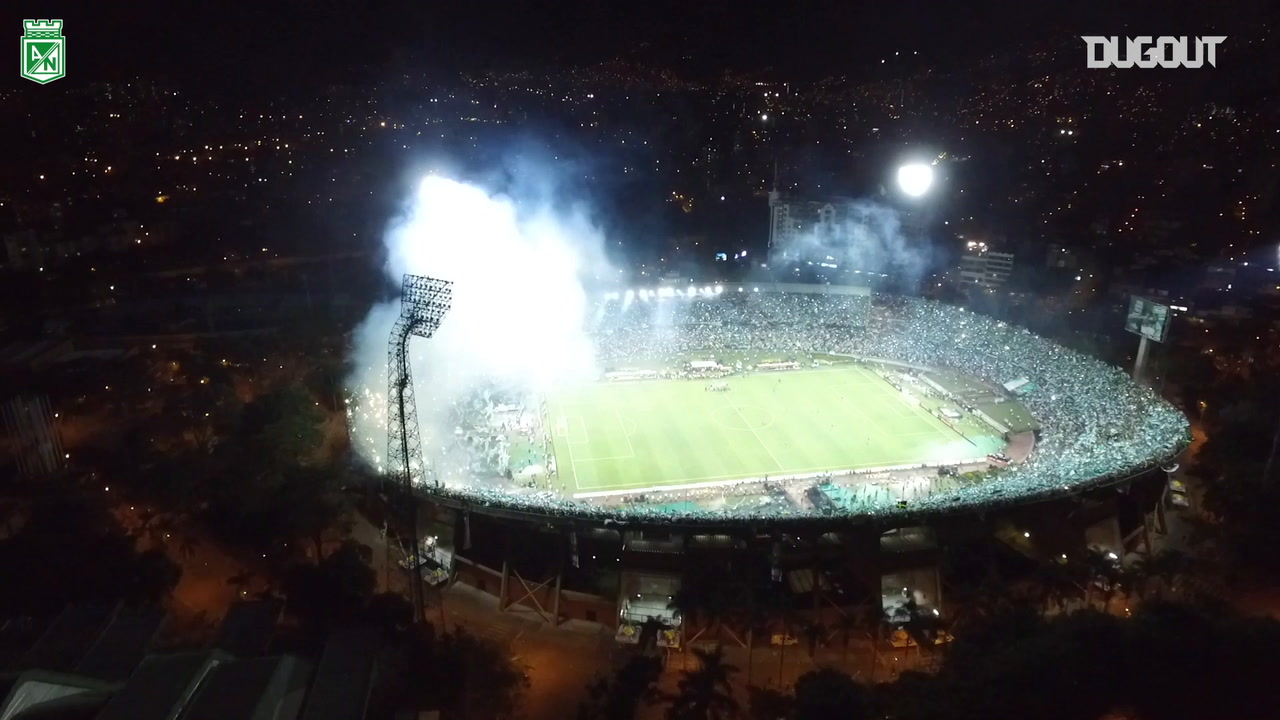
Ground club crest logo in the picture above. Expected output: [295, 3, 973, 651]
[21, 19, 65, 84]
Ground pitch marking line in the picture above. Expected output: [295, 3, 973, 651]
[710, 403, 775, 433]
[728, 401, 785, 472]
[560, 422, 582, 492]
[612, 407, 637, 459]
[855, 366, 965, 442]
[834, 370, 892, 440]
[903, 399, 967, 443]
[568, 405, 637, 462]
[558, 414, 593, 445]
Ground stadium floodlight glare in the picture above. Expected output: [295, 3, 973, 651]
[624, 289, 635, 302]
[897, 163, 934, 197]
[714, 285, 723, 294]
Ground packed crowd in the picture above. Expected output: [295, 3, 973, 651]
[593, 291, 871, 366]
[425, 292, 1190, 524]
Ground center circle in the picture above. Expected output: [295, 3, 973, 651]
[715, 404, 774, 431]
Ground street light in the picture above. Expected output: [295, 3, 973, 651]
[897, 163, 933, 197]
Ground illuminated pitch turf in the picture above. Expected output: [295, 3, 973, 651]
[547, 365, 1006, 498]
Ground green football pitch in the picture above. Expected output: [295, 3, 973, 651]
[547, 366, 1000, 498]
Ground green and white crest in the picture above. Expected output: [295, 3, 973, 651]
[21, 19, 64, 84]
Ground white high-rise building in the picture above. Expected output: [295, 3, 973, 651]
[958, 241, 1014, 289]
[768, 192, 848, 258]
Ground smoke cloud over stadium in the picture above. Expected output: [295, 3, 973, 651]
[345, 169, 610, 472]
[769, 200, 933, 286]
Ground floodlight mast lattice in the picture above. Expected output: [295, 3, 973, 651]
[387, 274, 452, 621]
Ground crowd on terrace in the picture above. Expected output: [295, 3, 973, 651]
[594, 291, 872, 365]
[432, 292, 1190, 524]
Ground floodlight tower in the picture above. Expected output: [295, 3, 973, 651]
[888, 159, 938, 289]
[896, 163, 934, 199]
[387, 273, 453, 621]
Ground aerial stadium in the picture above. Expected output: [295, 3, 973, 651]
[349, 280, 1190, 528]
[338, 174, 1192, 636]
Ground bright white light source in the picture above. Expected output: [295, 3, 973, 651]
[897, 163, 933, 197]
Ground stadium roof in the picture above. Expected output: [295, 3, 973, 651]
[297, 629, 381, 720]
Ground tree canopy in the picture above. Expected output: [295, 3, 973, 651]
[0, 489, 180, 617]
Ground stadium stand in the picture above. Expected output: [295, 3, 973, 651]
[398, 292, 1188, 524]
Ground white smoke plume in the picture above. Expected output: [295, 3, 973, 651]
[768, 199, 934, 287]
[345, 171, 609, 473]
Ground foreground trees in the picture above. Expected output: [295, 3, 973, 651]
[1193, 372, 1280, 579]
[93, 378, 351, 566]
[273, 542, 528, 720]
[578, 656, 663, 720]
[666, 647, 741, 720]
[890, 600, 1280, 720]
[0, 486, 181, 617]
[584, 600, 1280, 720]
[365, 622, 527, 720]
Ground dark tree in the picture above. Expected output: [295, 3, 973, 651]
[0, 490, 180, 616]
[281, 539, 376, 641]
[745, 686, 792, 720]
[791, 668, 872, 720]
[1195, 373, 1280, 578]
[578, 655, 663, 720]
[665, 647, 740, 720]
[880, 600, 1280, 720]
[238, 381, 325, 471]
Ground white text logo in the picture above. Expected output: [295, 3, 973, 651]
[1082, 36, 1225, 68]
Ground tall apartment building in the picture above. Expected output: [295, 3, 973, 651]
[958, 240, 1014, 289]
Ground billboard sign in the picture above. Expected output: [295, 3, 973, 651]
[1125, 296, 1171, 342]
